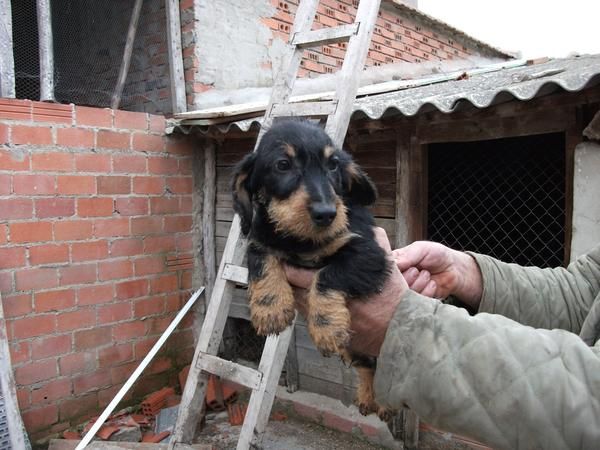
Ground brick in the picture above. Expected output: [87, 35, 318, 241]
[133, 176, 165, 194]
[22, 404, 58, 433]
[134, 337, 158, 359]
[134, 297, 165, 318]
[31, 335, 71, 359]
[113, 321, 146, 342]
[179, 196, 193, 213]
[0, 224, 7, 245]
[30, 379, 71, 405]
[73, 369, 111, 395]
[11, 125, 52, 145]
[98, 343, 134, 368]
[150, 274, 178, 294]
[54, 220, 93, 240]
[110, 238, 143, 257]
[149, 114, 166, 133]
[97, 130, 130, 149]
[32, 102, 72, 124]
[0, 149, 29, 171]
[0, 98, 32, 121]
[148, 357, 172, 375]
[11, 314, 56, 339]
[0, 173, 9, 195]
[164, 215, 193, 233]
[58, 392, 98, 421]
[147, 315, 173, 335]
[74, 327, 111, 350]
[75, 106, 112, 128]
[56, 309, 95, 332]
[116, 279, 149, 300]
[35, 289, 76, 312]
[75, 153, 111, 172]
[29, 243, 69, 265]
[60, 263, 97, 286]
[0, 272, 11, 294]
[59, 351, 96, 376]
[93, 217, 130, 237]
[37, 201, 73, 223]
[98, 259, 133, 281]
[144, 235, 176, 253]
[0, 198, 33, 219]
[165, 293, 182, 312]
[166, 177, 193, 194]
[148, 156, 178, 175]
[150, 197, 179, 214]
[98, 302, 132, 324]
[98, 384, 132, 408]
[0, 247, 26, 269]
[10, 221, 52, 243]
[56, 127, 94, 147]
[110, 361, 139, 384]
[15, 359, 57, 385]
[12, 173, 55, 195]
[114, 110, 147, 130]
[113, 154, 147, 173]
[134, 255, 165, 276]
[71, 240, 109, 262]
[10, 341, 30, 365]
[77, 198, 114, 217]
[180, 269, 193, 289]
[57, 175, 96, 194]
[2, 293, 32, 318]
[15, 267, 59, 291]
[97, 176, 130, 194]
[77, 284, 114, 306]
[31, 152, 74, 171]
[131, 216, 163, 235]
[115, 197, 148, 216]
[132, 133, 165, 152]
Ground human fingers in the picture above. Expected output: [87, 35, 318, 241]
[420, 280, 437, 298]
[409, 269, 431, 293]
[284, 264, 316, 289]
[402, 267, 419, 286]
[392, 242, 431, 271]
[373, 227, 392, 253]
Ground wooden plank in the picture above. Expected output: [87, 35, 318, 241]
[403, 409, 420, 450]
[196, 352, 262, 390]
[0, 294, 27, 450]
[270, 100, 337, 118]
[285, 328, 299, 393]
[165, 0, 187, 113]
[0, 0, 15, 98]
[325, 0, 382, 147]
[291, 23, 359, 48]
[36, 0, 55, 101]
[49, 440, 211, 450]
[203, 141, 217, 300]
[111, 0, 144, 109]
[222, 264, 249, 286]
[395, 129, 410, 247]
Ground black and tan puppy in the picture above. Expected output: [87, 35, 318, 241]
[232, 120, 391, 419]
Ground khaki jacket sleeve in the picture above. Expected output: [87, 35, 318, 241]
[470, 244, 600, 333]
[374, 291, 600, 450]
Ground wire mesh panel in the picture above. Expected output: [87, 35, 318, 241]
[11, 0, 40, 101]
[221, 318, 266, 365]
[427, 133, 566, 268]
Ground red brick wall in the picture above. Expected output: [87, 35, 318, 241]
[0, 99, 196, 440]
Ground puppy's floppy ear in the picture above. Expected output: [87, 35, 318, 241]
[231, 152, 257, 235]
[343, 162, 378, 206]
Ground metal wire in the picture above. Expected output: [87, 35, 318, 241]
[222, 318, 266, 365]
[427, 133, 566, 268]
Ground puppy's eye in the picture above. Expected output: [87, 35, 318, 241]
[276, 159, 291, 171]
[327, 157, 339, 172]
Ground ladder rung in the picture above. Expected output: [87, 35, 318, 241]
[291, 23, 360, 48]
[270, 100, 338, 118]
[222, 263, 249, 285]
[196, 352, 263, 390]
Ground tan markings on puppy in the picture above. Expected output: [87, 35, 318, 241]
[268, 186, 348, 243]
[284, 143, 296, 158]
[355, 366, 394, 421]
[297, 231, 355, 265]
[323, 145, 335, 159]
[234, 172, 250, 205]
[306, 281, 350, 357]
[345, 162, 360, 190]
[248, 254, 296, 336]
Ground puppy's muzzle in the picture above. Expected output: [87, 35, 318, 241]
[310, 202, 337, 227]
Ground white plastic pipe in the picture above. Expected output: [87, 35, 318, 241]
[76, 288, 205, 449]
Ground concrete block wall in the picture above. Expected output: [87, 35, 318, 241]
[0, 98, 196, 440]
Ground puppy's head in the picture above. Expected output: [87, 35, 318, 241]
[232, 120, 377, 240]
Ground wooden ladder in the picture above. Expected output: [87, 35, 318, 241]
[170, 1, 382, 448]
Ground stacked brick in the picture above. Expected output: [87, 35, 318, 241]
[0, 98, 195, 440]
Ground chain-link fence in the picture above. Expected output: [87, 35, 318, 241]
[10, 0, 171, 114]
[427, 133, 566, 268]
[221, 318, 266, 366]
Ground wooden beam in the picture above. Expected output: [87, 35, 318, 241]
[0, 0, 15, 98]
[395, 129, 411, 247]
[203, 140, 217, 301]
[291, 23, 359, 48]
[165, 0, 187, 114]
[36, 0, 55, 101]
[285, 327, 299, 393]
[195, 352, 262, 390]
[111, 0, 143, 109]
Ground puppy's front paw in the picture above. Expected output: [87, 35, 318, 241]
[307, 289, 350, 357]
[376, 406, 394, 422]
[250, 293, 296, 336]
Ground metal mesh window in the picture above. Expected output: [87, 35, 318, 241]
[427, 133, 566, 267]
[221, 318, 266, 365]
[11, 0, 40, 101]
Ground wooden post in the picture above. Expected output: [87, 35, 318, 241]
[0, 0, 15, 98]
[203, 140, 216, 302]
[37, 0, 55, 101]
[285, 328, 299, 392]
[165, 0, 187, 114]
[191, 140, 206, 343]
[395, 129, 411, 247]
[111, 0, 143, 110]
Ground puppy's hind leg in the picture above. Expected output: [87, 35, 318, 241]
[355, 364, 394, 422]
[247, 245, 296, 336]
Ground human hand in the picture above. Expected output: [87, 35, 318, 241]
[392, 241, 483, 309]
[285, 227, 408, 357]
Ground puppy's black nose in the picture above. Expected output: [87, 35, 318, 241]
[310, 203, 337, 227]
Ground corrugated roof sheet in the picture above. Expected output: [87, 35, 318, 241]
[171, 54, 600, 135]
